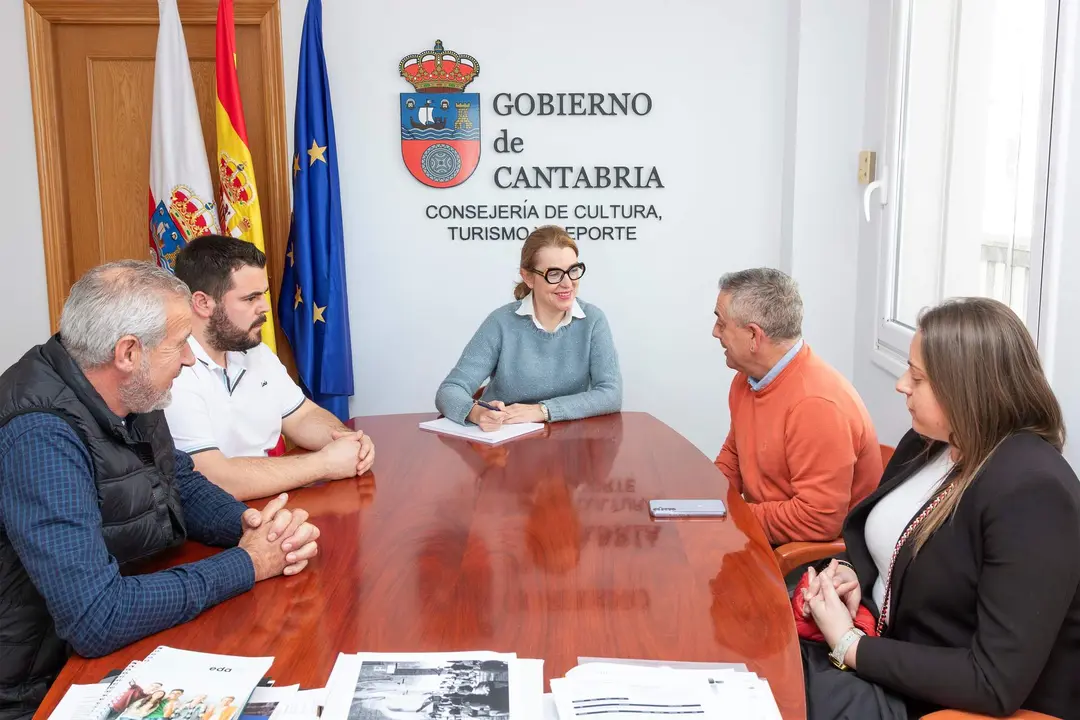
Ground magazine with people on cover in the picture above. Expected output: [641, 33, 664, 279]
[90, 647, 274, 720]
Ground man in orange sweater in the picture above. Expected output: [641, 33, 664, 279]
[712, 268, 881, 545]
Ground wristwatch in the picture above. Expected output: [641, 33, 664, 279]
[539, 403, 550, 422]
[829, 627, 865, 670]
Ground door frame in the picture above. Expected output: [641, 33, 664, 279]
[23, 0, 291, 334]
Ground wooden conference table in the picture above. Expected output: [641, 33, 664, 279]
[34, 412, 806, 720]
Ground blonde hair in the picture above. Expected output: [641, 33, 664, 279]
[911, 297, 1065, 553]
[514, 225, 579, 301]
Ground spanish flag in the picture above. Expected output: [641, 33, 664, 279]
[215, 0, 276, 353]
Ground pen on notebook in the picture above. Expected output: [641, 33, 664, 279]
[476, 400, 502, 412]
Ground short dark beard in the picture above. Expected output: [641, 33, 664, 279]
[206, 302, 264, 353]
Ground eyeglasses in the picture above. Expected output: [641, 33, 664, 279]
[530, 262, 586, 284]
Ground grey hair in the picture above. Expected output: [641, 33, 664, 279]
[59, 260, 192, 369]
[718, 267, 803, 341]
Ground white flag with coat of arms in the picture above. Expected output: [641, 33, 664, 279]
[148, 0, 220, 272]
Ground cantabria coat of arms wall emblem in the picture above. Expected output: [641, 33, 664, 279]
[399, 40, 481, 188]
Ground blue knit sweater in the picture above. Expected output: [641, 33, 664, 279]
[435, 299, 623, 424]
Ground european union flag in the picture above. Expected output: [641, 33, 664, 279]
[278, 0, 353, 422]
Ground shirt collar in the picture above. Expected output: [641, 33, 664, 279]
[188, 335, 248, 372]
[749, 338, 804, 392]
[515, 293, 586, 331]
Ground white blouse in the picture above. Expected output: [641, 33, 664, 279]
[515, 292, 586, 332]
[865, 448, 956, 621]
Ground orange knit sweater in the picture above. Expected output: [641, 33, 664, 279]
[715, 344, 882, 545]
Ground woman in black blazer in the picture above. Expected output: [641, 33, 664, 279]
[800, 298, 1080, 720]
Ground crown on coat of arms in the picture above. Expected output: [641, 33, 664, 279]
[399, 39, 479, 93]
[218, 153, 254, 206]
[168, 186, 216, 240]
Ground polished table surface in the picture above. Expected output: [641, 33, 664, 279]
[34, 412, 806, 719]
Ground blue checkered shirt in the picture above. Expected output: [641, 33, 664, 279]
[0, 412, 255, 658]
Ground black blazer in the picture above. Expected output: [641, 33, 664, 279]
[840, 430, 1080, 719]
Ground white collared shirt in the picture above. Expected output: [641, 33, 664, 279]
[749, 338, 804, 391]
[164, 336, 306, 457]
[515, 292, 586, 332]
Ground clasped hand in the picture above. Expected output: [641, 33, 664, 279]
[239, 492, 321, 581]
[801, 559, 862, 647]
[467, 400, 545, 432]
[319, 429, 375, 479]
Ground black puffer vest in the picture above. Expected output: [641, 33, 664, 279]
[0, 335, 187, 720]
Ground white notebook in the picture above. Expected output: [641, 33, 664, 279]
[88, 647, 273, 720]
[419, 416, 545, 444]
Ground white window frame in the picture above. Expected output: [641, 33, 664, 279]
[870, 0, 1062, 375]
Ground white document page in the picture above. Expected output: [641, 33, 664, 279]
[541, 693, 558, 720]
[322, 651, 521, 720]
[551, 674, 721, 719]
[576, 656, 749, 673]
[242, 685, 300, 720]
[419, 416, 545, 444]
[562, 663, 782, 719]
[509, 658, 545, 720]
[273, 689, 327, 720]
[47, 684, 109, 720]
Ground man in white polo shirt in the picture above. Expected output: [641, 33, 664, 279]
[165, 235, 374, 501]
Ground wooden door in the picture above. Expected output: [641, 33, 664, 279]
[24, 0, 291, 365]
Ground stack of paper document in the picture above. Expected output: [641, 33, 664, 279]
[419, 416, 546, 444]
[48, 646, 275, 720]
[269, 688, 329, 720]
[46, 684, 109, 720]
[47, 651, 779, 720]
[49, 681, 321, 720]
[548, 659, 783, 720]
[320, 651, 545, 719]
[240, 685, 300, 720]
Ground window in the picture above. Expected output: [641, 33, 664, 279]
[875, 0, 1059, 356]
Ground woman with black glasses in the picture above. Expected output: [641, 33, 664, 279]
[435, 225, 622, 431]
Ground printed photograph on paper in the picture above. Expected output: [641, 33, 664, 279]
[347, 658, 511, 720]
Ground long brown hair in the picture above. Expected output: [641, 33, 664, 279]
[912, 297, 1065, 552]
[514, 225, 579, 300]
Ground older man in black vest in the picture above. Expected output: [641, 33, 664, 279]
[0, 260, 320, 720]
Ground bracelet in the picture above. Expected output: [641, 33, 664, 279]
[539, 403, 550, 422]
[829, 627, 864, 670]
[835, 559, 855, 572]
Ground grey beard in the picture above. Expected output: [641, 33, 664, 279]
[119, 361, 172, 414]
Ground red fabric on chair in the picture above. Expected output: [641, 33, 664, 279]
[267, 434, 286, 457]
[791, 570, 878, 642]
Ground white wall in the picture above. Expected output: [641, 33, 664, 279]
[0, 0, 50, 370]
[281, 0, 793, 456]
[783, 0, 870, 381]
